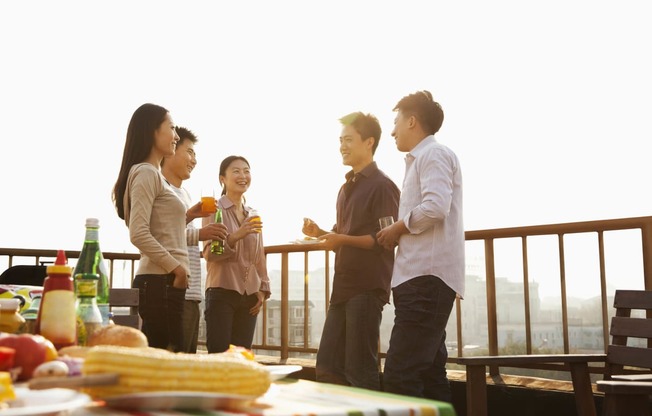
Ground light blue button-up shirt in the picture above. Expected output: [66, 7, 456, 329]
[392, 136, 465, 298]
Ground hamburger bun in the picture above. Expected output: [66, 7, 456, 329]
[87, 325, 148, 348]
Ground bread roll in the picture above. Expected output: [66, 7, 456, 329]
[87, 325, 148, 348]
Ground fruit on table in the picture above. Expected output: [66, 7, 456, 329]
[0, 371, 15, 402]
[0, 333, 57, 381]
[0, 347, 15, 372]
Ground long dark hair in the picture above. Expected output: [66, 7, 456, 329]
[112, 103, 169, 220]
[219, 155, 250, 196]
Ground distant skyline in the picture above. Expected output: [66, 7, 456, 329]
[2, 1, 651, 299]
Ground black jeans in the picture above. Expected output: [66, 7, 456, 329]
[316, 291, 385, 390]
[132, 274, 186, 352]
[204, 287, 258, 353]
[383, 275, 456, 402]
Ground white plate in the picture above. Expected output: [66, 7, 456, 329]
[291, 238, 324, 245]
[4, 386, 91, 416]
[266, 364, 303, 381]
[104, 391, 255, 410]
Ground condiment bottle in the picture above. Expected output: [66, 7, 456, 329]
[35, 250, 77, 349]
[0, 298, 26, 334]
[210, 208, 225, 254]
[75, 273, 103, 345]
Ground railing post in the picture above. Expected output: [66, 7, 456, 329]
[641, 224, 652, 291]
[281, 252, 289, 360]
[484, 238, 499, 375]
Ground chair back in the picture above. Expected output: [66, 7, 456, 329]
[607, 290, 652, 377]
[109, 288, 140, 329]
[0, 265, 47, 286]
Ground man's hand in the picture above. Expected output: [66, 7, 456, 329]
[302, 217, 323, 237]
[320, 233, 343, 251]
[199, 222, 228, 242]
[377, 220, 408, 250]
[186, 201, 213, 223]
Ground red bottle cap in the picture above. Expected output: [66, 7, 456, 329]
[46, 250, 73, 275]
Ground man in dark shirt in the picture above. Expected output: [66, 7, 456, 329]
[303, 111, 400, 390]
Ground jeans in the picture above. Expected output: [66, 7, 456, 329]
[204, 287, 258, 353]
[181, 300, 200, 353]
[132, 274, 186, 352]
[383, 275, 456, 402]
[316, 291, 385, 390]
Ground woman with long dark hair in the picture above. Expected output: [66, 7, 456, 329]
[113, 103, 203, 351]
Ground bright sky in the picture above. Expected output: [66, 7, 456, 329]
[2, 1, 651, 296]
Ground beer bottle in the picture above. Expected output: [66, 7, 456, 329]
[210, 208, 224, 255]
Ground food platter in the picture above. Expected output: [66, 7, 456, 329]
[102, 365, 301, 410]
[4, 386, 90, 416]
[265, 364, 302, 381]
[103, 391, 256, 410]
[291, 238, 325, 245]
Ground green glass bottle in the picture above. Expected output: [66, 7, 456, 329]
[210, 208, 224, 255]
[73, 218, 110, 325]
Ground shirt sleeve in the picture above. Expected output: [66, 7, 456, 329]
[370, 178, 401, 249]
[127, 165, 180, 273]
[405, 147, 457, 234]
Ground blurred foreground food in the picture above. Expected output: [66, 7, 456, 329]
[82, 346, 271, 398]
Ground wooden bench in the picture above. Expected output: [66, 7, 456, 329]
[456, 289, 652, 416]
[109, 288, 140, 329]
[595, 290, 652, 416]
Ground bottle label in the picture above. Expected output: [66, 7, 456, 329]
[85, 229, 99, 241]
[40, 290, 77, 343]
[76, 280, 98, 297]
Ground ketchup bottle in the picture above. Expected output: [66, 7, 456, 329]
[35, 250, 77, 349]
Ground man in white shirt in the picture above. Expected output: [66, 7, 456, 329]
[377, 91, 465, 402]
[162, 126, 227, 352]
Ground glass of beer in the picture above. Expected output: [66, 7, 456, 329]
[249, 209, 262, 233]
[201, 196, 217, 214]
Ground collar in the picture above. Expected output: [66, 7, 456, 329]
[406, 135, 436, 162]
[345, 161, 378, 182]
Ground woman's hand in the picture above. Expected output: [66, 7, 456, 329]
[249, 291, 266, 315]
[171, 265, 188, 289]
[227, 217, 261, 246]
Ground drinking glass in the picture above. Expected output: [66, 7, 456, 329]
[379, 216, 395, 229]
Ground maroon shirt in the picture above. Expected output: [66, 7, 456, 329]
[331, 162, 400, 304]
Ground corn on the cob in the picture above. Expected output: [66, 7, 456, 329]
[81, 346, 271, 398]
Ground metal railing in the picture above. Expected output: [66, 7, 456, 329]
[2, 216, 651, 370]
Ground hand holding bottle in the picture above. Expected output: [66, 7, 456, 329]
[199, 222, 228, 242]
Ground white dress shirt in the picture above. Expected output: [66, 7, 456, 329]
[392, 136, 465, 298]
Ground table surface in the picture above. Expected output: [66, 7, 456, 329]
[65, 378, 456, 416]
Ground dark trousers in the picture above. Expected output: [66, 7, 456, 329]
[132, 274, 186, 352]
[316, 291, 385, 390]
[383, 275, 456, 402]
[204, 287, 258, 353]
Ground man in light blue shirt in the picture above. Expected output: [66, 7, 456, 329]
[377, 90, 465, 402]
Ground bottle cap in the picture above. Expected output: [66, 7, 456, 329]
[85, 218, 100, 228]
[47, 250, 73, 275]
[0, 298, 21, 311]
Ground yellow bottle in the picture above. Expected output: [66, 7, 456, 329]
[0, 298, 26, 334]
